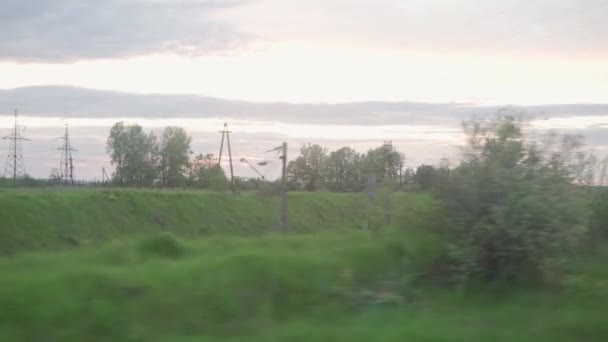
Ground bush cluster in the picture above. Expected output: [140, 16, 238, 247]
[428, 113, 595, 284]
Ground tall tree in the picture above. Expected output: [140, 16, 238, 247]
[360, 145, 405, 183]
[157, 126, 192, 187]
[414, 164, 436, 190]
[106, 122, 157, 186]
[106, 122, 128, 185]
[324, 146, 363, 192]
[288, 144, 328, 191]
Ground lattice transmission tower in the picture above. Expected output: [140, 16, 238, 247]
[57, 124, 77, 185]
[3, 109, 29, 183]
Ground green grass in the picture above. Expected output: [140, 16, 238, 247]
[0, 232, 607, 341]
[0, 188, 373, 254]
[0, 188, 606, 341]
[0, 188, 440, 255]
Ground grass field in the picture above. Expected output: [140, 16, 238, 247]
[0, 189, 606, 341]
[0, 189, 372, 254]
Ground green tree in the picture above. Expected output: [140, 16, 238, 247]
[360, 144, 405, 183]
[324, 146, 363, 192]
[106, 122, 157, 186]
[414, 163, 450, 190]
[188, 153, 229, 191]
[438, 112, 589, 283]
[414, 164, 436, 190]
[157, 126, 192, 187]
[288, 144, 328, 191]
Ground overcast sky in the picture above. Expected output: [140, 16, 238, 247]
[1, 0, 607, 179]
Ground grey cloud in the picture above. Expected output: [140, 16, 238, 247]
[234, 0, 608, 57]
[3, 0, 608, 62]
[0, 86, 463, 124]
[0, 0, 246, 62]
[2, 86, 608, 126]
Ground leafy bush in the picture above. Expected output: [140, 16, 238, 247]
[591, 188, 608, 238]
[436, 112, 590, 283]
[137, 232, 183, 259]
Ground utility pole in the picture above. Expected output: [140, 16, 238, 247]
[102, 167, 110, 186]
[57, 124, 77, 185]
[383, 140, 393, 181]
[364, 174, 377, 230]
[268, 142, 288, 233]
[280, 142, 287, 233]
[382, 140, 393, 226]
[3, 109, 29, 183]
[218, 123, 235, 194]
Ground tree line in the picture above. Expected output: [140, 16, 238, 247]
[287, 144, 406, 192]
[106, 122, 228, 190]
[104, 121, 417, 191]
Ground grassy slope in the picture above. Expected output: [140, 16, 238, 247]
[0, 189, 372, 254]
[0, 233, 606, 341]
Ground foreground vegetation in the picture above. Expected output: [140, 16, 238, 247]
[2, 113, 607, 341]
[0, 185, 605, 341]
[0, 231, 607, 341]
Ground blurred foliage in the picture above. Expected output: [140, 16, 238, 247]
[137, 232, 184, 259]
[435, 111, 593, 284]
[591, 187, 608, 238]
[1, 232, 607, 341]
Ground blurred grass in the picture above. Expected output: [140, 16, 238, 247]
[0, 188, 606, 341]
[0, 233, 607, 341]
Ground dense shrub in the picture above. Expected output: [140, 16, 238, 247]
[436, 112, 590, 283]
[137, 233, 183, 259]
[591, 188, 608, 238]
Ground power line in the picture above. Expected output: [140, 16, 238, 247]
[2, 109, 29, 183]
[0, 155, 108, 164]
[20, 148, 102, 156]
[431, 0, 535, 55]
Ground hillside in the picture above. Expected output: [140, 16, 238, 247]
[0, 189, 371, 254]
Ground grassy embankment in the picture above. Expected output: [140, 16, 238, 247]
[0, 188, 379, 254]
[0, 189, 606, 341]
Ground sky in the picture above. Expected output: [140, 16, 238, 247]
[1, 0, 607, 179]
